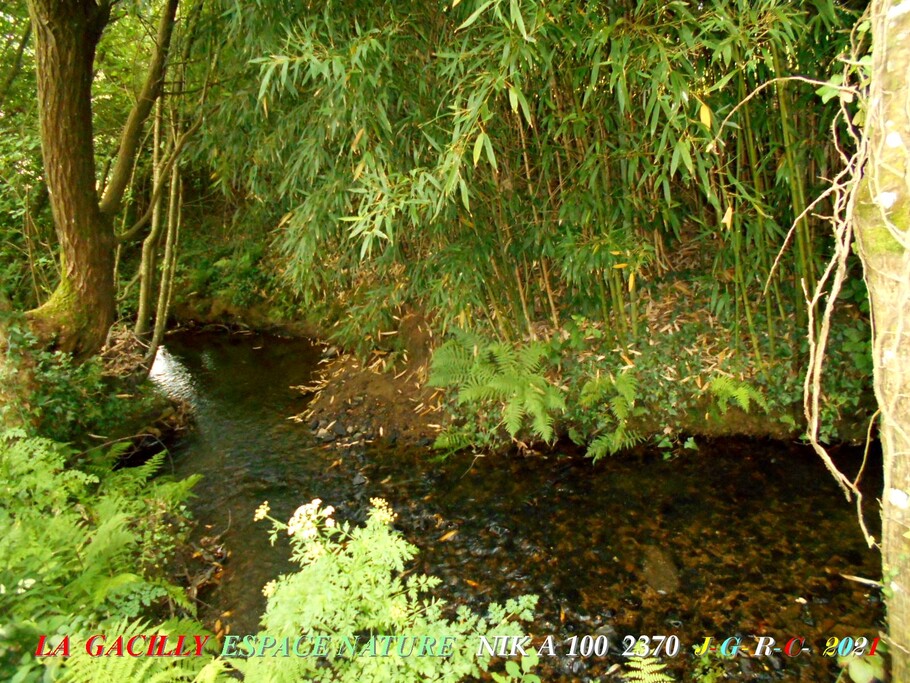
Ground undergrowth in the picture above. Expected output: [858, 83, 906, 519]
[0, 430, 200, 682]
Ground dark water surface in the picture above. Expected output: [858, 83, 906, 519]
[152, 330, 884, 681]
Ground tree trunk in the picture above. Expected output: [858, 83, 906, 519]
[135, 101, 166, 338]
[23, 0, 179, 359]
[854, 1, 910, 677]
[25, 0, 114, 358]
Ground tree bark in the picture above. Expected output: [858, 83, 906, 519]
[24, 0, 179, 358]
[25, 0, 114, 357]
[854, 1, 910, 677]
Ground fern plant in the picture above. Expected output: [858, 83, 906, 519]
[430, 330, 566, 453]
[0, 430, 199, 682]
[706, 376, 769, 415]
[576, 371, 644, 461]
[58, 618, 226, 683]
[623, 651, 676, 683]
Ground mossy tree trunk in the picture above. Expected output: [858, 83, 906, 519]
[854, 1, 910, 677]
[24, 0, 178, 359]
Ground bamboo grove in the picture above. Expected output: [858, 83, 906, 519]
[203, 0, 863, 362]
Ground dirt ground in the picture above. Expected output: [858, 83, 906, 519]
[293, 312, 448, 450]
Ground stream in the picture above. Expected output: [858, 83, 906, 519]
[151, 330, 884, 682]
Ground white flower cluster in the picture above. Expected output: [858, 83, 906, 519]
[369, 497, 396, 524]
[253, 501, 271, 522]
[287, 498, 335, 538]
[6, 578, 36, 595]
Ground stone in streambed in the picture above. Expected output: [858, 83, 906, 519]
[640, 545, 680, 594]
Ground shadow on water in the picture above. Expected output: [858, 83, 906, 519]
[152, 330, 884, 682]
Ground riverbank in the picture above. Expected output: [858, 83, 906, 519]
[164, 292, 874, 456]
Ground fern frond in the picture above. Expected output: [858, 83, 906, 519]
[58, 618, 218, 683]
[624, 654, 676, 682]
[707, 376, 768, 415]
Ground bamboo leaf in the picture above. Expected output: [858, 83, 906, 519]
[510, 0, 528, 39]
[473, 132, 485, 166]
[699, 102, 712, 128]
[458, 175, 470, 211]
[482, 132, 498, 170]
[508, 85, 519, 113]
[457, 0, 494, 31]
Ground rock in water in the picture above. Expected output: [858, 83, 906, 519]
[641, 546, 680, 594]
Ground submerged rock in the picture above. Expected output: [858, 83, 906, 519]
[641, 545, 680, 594]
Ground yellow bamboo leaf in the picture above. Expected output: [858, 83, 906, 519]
[351, 127, 365, 152]
[353, 160, 365, 181]
[699, 102, 712, 128]
[613, 262, 628, 269]
[438, 530, 458, 542]
[722, 205, 733, 230]
[453, 0, 463, 6]
[628, 271, 636, 292]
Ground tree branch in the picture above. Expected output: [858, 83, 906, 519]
[99, 0, 179, 217]
[116, 114, 202, 244]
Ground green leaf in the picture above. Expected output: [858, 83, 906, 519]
[510, 0, 528, 39]
[845, 655, 885, 683]
[457, 0, 494, 31]
[483, 132, 498, 170]
[473, 132, 486, 166]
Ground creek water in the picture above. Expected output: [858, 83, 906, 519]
[151, 330, 884, 682]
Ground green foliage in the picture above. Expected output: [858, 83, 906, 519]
[0, 430, 199, 682]
[196, 0, 860, 353]
[624, 645, 676, 683]
[577, 371, 644, 461]
[0, 321, 156, 442]
[706, 376, 769, 415]
[237, 497, 537, 682]
[429, 331, 566, 453]
[58, 618, 226, 683]
[689, 647, 733, 683]
[837, 649, 887, 683]
[491, 650, 540, 683]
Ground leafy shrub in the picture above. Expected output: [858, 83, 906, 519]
[238, 497, 537, 682]
[0, 320, 156, 443]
